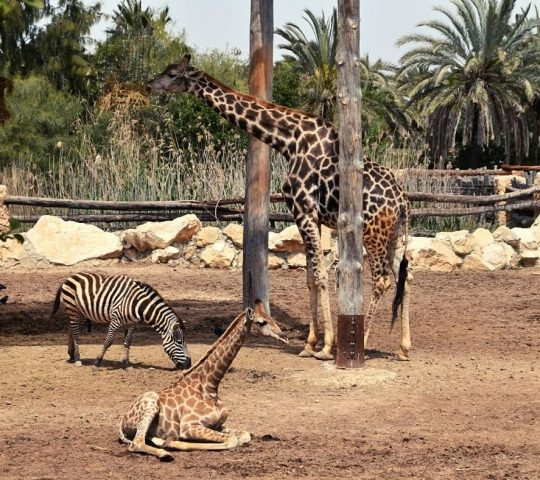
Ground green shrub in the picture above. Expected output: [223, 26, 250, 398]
[0, 75, 83, 169]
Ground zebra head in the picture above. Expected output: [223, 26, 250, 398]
[163, 322, 191, 369]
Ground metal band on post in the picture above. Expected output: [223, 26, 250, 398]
[336, 314, 364, 369]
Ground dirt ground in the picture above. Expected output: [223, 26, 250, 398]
[0, 264, 539, 480]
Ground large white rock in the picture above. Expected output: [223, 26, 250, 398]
[195, 226, 222, 247]
[223, 223, 244, 248]
[269, 225, 305, 253]
[200, 240, 236, 268]
[493, 226, 520, 249]
[122, 214, 201, 252]
[268, 254, 285, 270]
[287, 252, 307, 268]
[462, 242, 519, 271]
[408, 237, 462, 272]
[511, 227, 540, 259]
[26, 215, 123, 265]
[435, 230, 474, 256]
[471, 228, 495, 251]
[151, 246, 180, 264]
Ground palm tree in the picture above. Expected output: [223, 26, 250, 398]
[276, 8, 337, 120]
[397, 0, 540, 167]
[276, 8, 412, 135]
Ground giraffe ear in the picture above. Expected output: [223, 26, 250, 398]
[178, 54, 191, 69]
[254, 299, 265, 314]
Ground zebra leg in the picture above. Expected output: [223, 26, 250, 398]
[94, 320, 122, 369]
[66, 312, 83, 366]
[122, 327, 135, 369]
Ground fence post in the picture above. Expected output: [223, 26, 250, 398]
[0, 185, 10, 234]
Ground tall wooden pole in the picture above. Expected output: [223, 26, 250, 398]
[335, 0, 364, 368]
[243, 0, 273, 311]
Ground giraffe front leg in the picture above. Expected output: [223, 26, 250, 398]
[298, 218, 333, 361]
[299, 262, 319, 357]
[155, 424, 240, 451]
[220, 427, 251, 445]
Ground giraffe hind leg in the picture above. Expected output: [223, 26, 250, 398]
[299, 263, 319, 357]
[121, 392, 173, 461]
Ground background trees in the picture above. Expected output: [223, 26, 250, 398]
[0, 0, 539, 173]
[397, 0, 540, 167]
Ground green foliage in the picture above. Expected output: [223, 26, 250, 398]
[273, 59, 302, 108]
[37, 0, 102, 94]
[0, 75, 83, 169]
[397, 0, 540, 166]
[0, 0, 46, 75]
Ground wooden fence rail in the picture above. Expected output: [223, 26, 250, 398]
[5, 185, 540, 224]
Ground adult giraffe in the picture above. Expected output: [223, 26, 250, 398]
[147, 55, 412, 361]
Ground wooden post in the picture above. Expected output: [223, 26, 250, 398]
[243, 0, 273, 311]
[335, 0, 364, 369]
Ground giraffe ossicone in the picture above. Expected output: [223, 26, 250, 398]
[148, 55, 412, 361]
[119, 300, 288, 460]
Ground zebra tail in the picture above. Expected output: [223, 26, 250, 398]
[50, 283, 63, 319]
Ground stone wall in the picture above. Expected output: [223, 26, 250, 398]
[1, 213, 539, 271]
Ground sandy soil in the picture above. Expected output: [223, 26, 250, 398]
[0, 264, 539, 479]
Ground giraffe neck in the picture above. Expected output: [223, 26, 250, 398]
[188, 71, 306, 157]
[188, 311, 251, 393]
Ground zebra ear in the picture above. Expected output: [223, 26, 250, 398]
[173, 323, 184, 340]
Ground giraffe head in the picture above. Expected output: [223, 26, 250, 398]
[247, 300, 289, 344]
[147, 55, 196, 94]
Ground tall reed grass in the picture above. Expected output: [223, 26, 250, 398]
[0, 112, 492, 235]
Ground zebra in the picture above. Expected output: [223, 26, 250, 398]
[51, 273, 191, 370]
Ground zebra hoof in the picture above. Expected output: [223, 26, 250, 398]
[74, 360, 82, 367]
[92, 364, 100, 372]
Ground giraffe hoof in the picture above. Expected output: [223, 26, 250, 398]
[298, 348, 315, 358]
[313, 350, 334, 361]
[395, 351, 410, 361]
[238, 431, 251, 445]
[158, 452, 174, 462]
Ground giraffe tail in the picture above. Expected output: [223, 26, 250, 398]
[391, 203, 410, 330]
[118, 420, 133, 445]
[391, 255, 408, 330]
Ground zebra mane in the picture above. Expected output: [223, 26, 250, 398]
[134, 280, 185, 330]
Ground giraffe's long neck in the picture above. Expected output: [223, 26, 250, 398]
[189, 311, 251, 393]
[188, 72, 304, 157]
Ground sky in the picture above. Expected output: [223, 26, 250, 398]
[92, 0, 538, 63]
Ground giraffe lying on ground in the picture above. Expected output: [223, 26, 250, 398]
[119, 300, 288, 461]
[148, 55, 412, 361]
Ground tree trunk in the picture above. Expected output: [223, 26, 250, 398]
[336, 0, 364, 368]
[243, 0, 273, 312]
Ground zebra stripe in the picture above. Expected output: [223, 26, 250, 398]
[51, 273, 191, 370]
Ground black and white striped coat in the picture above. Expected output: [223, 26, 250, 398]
[51, 273, 191, 369]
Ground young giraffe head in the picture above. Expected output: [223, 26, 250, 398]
[248, 300, 289, 344]
[147, 55, 197, 94]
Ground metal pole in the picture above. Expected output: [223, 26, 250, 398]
[336, 0, 364, 369]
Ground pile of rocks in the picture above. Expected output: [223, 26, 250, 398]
[1, 214, 539, 271]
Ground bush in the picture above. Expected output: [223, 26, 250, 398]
[0, 75, 83, 169]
